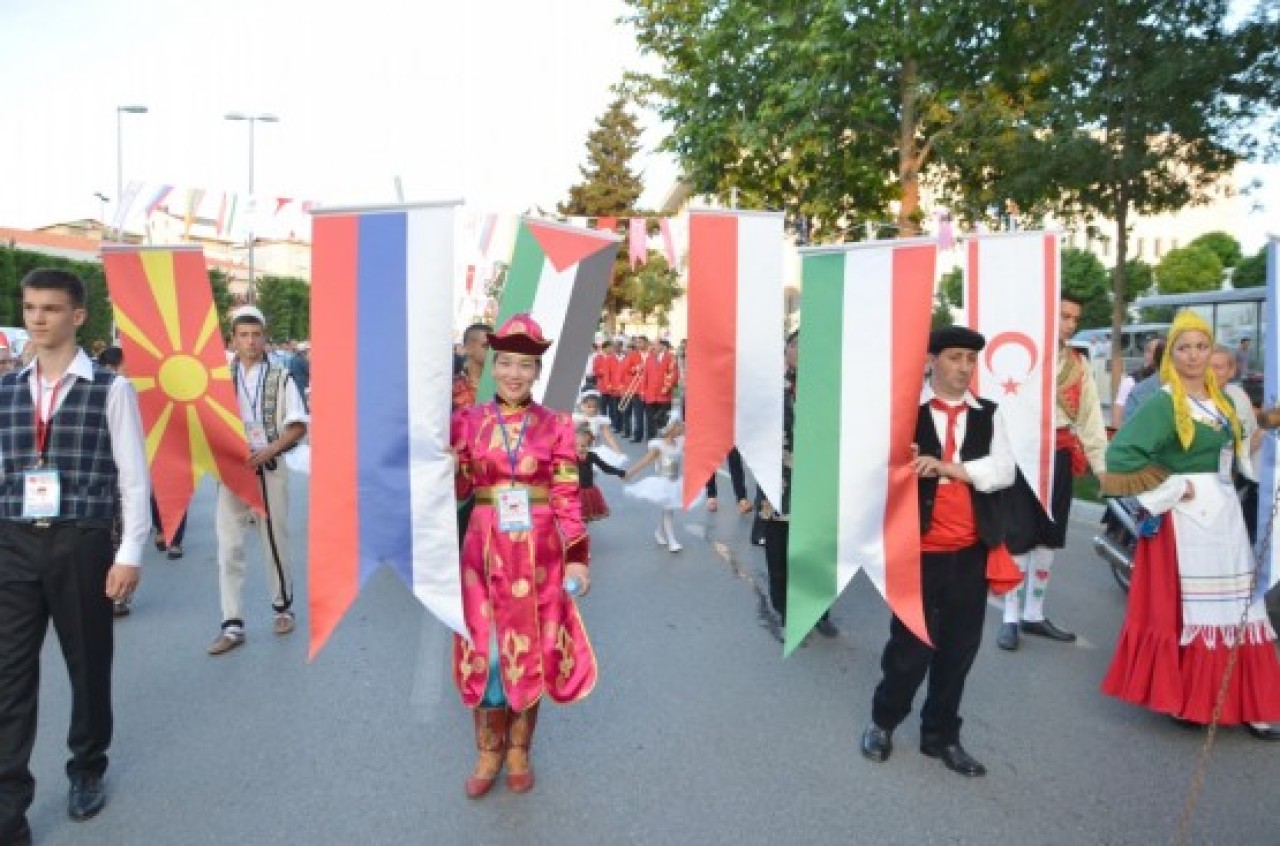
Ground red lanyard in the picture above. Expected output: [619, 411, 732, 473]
[33, 363, 68, 462]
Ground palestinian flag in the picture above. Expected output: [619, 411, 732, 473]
[101, 245, 263, 543]
[683, 210, 785, 510]
[479, 218, 620, 411]
[785, 238, 936, 654]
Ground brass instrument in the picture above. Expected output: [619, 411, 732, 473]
[617, 368, 644, 412]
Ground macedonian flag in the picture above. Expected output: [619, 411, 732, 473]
[102, 245, 263, 542]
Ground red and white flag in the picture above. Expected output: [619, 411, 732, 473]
[683, 210, 784, 509]
[966, 231, 1060, 509]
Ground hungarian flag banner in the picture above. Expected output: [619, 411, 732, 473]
[478, 218, 621, 412]
[1258, 238, 1280, 593]
[785, 239, 936, 654]
[101, 245, 262, 544]
[682, 210, 785, 510]
[308, 201, 465, 659]
[966, 231, 1059, 509]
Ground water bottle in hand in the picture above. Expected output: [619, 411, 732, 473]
[564, 576, 585, 596]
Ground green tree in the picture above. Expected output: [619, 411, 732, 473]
[1189, 230, 1243, 268]
[1156, 245, 1223, 294]
[938, 266, 963, 310]
[559, 95, 680, 326]
[930, 291, 954, 329]
[1232, 247, 1267, 288]
[0, 248, 17, 327]
[1119, 259, 1155, 303]
[624, 0, 1051, 239]
[1061, 248, 1111, 328]
[625, 253, 684, 324]
[958, 0, 1280, 389]
[208, 269, 234, 334]
[254, 276, 311, 341]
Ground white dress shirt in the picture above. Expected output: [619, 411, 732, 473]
[919, 385, 1017, 492]
[232, 358, 310, 433]
[20, 350, 150, 566]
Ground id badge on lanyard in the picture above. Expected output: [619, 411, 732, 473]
[1218, 444, 1235, 484]
[495, 402, 533, 533]
[26, 368, 64, 518]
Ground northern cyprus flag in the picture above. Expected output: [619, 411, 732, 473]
[479, 217, 621, 412]
[683, 210, 785, 510]
[785, 239, 936, 654]
[966, 232, 1059, 509]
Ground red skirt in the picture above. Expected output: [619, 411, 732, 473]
[580, 485, 610, 522]
[1101, 515, 1280, 725]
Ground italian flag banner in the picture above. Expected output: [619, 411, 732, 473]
[479, 217, 621, 412]
[785, 238, 936, 654]
[965, 231, 1059, 510]
[683, 210, 785, 510]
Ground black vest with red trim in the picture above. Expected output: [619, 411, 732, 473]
[915, 397, 1006, 548]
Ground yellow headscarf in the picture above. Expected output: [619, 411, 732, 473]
[1160, 310, 1241, 451]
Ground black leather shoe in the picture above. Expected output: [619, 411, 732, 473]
[68, 773, 106, 821]
[1020, 619, 1077, 643]
[1246, 723, 1280, 742]
[996, 623, 1019, 651]
[860, 724, 893, 763]
[920, 741, 987, 777]
[814, 618, 839, 638]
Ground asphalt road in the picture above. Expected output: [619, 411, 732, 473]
[21, 448, 1280, 845]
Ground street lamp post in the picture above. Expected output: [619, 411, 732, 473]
[224, 112, 279, 303]
[115, 105, 148, 241]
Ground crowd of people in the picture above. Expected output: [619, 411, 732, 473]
[1, 265, 1278, 842]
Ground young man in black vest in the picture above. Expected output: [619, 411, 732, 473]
[860, 326, 1015, 778]
[208, 306, 309, 655]
[0, 269, 149, 842]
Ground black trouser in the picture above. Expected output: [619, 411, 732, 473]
[150, 496, 187, 546]
[0, 521, 115, 840]
[1005, 449, 1073, 552]
[629, 397, 648, 441]
[646, 401, 672, 440]
[871, 542, 987, 745]
[761, 519, 829, 626]
[706, 447, 747, 501]
[602, 394, 622, 434]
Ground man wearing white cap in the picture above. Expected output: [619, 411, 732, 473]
[208, 306, 309, 655]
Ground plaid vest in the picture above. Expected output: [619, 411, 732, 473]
[0, 367, 118, 520]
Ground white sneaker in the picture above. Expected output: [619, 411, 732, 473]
[654, 529, 668, 547]
[668, 540, 683, 553]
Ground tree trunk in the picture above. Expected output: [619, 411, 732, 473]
[898, 55, 921, 237]
[1110, 200, 1129, 399]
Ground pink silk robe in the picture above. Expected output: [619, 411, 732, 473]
[451, 400, 598, 711]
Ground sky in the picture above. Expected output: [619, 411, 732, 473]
[0, 0, 679, 230]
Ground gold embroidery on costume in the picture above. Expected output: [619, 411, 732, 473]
[458, 641, 479, 683]
[511, 578, 530, 598]
[503, 629, 530, 685]
[553, 461, 579, 484]
[556, 625, 575, 684]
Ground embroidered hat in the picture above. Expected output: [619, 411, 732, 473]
[230, 305, 267, 327]
[487, 313, 552, 356]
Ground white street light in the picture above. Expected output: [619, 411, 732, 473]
[115, 105, 148, 240]
[225, 112, 280, 302]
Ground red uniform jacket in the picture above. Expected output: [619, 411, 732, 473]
[642, 350, 679, 404]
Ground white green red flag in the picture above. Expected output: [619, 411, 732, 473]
[682, 210, 785, 509]
[478, 218, 621, 411]
[785, 239, 936, 654]
[965, 231, 1059, 510]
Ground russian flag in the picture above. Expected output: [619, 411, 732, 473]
[308, 201, 465, 659]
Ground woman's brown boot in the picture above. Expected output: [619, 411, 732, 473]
[505, 703, 540, 793]
[465, 707, 508, 799]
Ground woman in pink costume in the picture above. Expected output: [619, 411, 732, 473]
[450, 314, 597, 798]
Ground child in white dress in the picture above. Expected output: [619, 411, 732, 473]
[624, 415, 692, 552]
[573, 391, 626, 468]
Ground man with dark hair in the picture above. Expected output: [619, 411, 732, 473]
[861, 326, 1015, 778]
[997, 293, 1107, 650]
[624, 335, 651, 442]
[208, 305, 309, 655]
[0, 269, 149, 840]
[452, 323, 491, 411]
[643, 338, 680, 441]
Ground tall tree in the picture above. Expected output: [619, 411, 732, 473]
[624, 0, 1050, 239]
[957, 0, 1280, 388]
[560, 95, 681, 325]
[1156, 245, 1224, 294]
